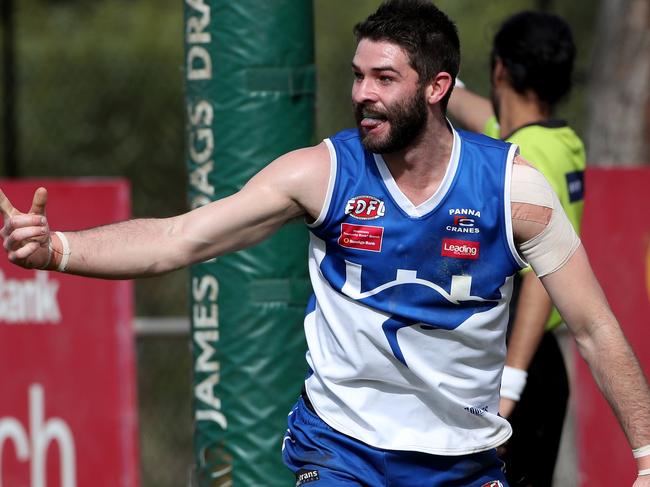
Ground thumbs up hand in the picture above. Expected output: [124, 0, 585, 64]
[0, 187, 53, 270]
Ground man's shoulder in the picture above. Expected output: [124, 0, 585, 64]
[325, 129, 369, 163]
[327, 128, 361, 144]
[457, 128, 512, 151]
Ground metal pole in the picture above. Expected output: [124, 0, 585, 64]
[2, 0, 18, 177]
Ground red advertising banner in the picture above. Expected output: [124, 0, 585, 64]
[577, 167, 650, 485]
[0, 180, 139, 487]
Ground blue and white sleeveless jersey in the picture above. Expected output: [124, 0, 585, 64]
[303, 127, 526, 456]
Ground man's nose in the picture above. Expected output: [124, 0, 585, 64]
[352, 79, 378, 104]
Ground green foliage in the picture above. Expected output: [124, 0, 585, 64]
[16, 0, 185, 214]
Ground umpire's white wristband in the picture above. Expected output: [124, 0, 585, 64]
[500, 366, 528, 401]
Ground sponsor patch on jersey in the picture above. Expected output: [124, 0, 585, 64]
[448, 208, 481, 218]
[441, 238, 479, 259]
[296, 469, 320, 485]
[566, 170, 585, 203]
[480, 481, 503, 487]
[339, 223, 383, 252]
[446, 208, 481, 233]
[464, 404, 489, 416]
[345, 195, 386, 220]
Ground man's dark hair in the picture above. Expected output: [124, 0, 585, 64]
[492, 11, 576, 106]
[353, 0, 460, 109]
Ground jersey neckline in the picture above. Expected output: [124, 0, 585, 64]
[372, 127, 461, 218]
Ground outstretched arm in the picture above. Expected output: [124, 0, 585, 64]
[447, 84, 494, 133]
[1, 143, 331, 279]
[511, 162, 650, 483]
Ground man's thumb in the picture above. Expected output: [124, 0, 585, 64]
[29, 187, 48, 216]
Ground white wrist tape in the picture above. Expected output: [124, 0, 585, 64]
[638, 468, 650, 476]
[40, 243, 53, 271]
[500, 366, 528, 401]
[634, 445, 650, 458]
[55, 231, 71, 272]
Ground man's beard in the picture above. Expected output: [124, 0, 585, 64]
[354, 86, 427, 154]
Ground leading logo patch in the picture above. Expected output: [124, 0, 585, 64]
[441, 238, 480, 259]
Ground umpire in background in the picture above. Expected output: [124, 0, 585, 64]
[449, 11, 586, 486]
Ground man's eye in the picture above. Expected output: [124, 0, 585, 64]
[353, 72, 363, 81]
[379, 76, 393, 84]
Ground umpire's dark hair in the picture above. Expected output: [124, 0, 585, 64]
[492, 11, 576, 106]
[353, 0, 460, 109]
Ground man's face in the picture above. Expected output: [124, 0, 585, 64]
[351, 39, 428, 154]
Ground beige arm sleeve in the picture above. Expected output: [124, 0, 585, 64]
[511, 164, 581, 277]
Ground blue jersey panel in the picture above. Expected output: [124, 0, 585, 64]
[312, 128, 520, 331]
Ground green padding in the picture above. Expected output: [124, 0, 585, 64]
[185, 1, 314, 485]
[245, 65, 316, 96]
[249, 279, 312, 304]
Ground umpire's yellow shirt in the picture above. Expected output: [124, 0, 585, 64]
[485, 116, 586, 330]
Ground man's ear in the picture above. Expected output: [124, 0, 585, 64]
[492, 57, 507, 85]
[426, 71, 453, 106]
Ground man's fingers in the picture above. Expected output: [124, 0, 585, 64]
[29, 187, 48, 216]
[4, 225, 49, 252]
[0, 188, 18, 218]
[10, 240, 41, 262]
[4, 213, 45, 226]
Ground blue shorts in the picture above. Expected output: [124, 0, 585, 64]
[282, 396, 508, 487]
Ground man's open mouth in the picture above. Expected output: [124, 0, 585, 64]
[360, 111, 388, 130]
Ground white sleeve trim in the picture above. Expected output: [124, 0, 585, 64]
[503, 144, 528, 268]
[307, 138, 337, 229]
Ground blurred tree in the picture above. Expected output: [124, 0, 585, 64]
[586, 0, 650, 166]
[1, 0, 18, 177]
[9, 0, 187, 316]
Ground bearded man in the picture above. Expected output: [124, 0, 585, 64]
[2, 1, 650, 485]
